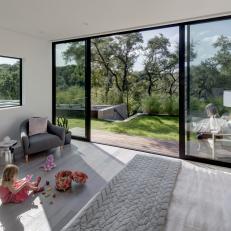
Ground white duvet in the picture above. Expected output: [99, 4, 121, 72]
[62, 153, 231, 231]
[166, 161, 231, 231]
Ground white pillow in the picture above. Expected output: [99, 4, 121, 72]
[29, 117, 48, 136]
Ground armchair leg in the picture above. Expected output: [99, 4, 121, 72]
[25, 154, 29, 163]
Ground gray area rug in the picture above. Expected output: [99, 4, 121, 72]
[65, 155, 181, 231]
[0, 145, 109, 231]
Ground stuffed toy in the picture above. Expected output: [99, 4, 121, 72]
[72, 171, 88, 184]
[55, 171, 72, 191]
[43, 154, 56, 171]
[55, 170, 88, 191]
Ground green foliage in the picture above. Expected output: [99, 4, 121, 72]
[213, 35, 231, 75]
[57, 116, 69, 133]
[63, 42, 85, 67]
[142, 94, 178, 115]
[56, 86, 84, 105]
[57, 33, 231, 118]
[190, 97, 207, 112]
[143, 34, 179, 96]
[190, 60, 219, 100]
[160, 96, 179, 115]
[0, 62, 20, 100]
[190, 96, 229, 116]
[56, 65, 84, 90]
[142, 95, 161, 114]
[57, 33, 180, 116]
[67, 115, 179, 141]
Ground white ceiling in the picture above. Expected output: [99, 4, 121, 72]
[0, 0, 231, 41]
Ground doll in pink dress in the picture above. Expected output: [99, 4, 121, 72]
[0, 164, 44, 204]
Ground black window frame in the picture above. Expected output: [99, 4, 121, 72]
[52, 40, 91, 141]
[52, 14, 231, 168]
[0, 55, 22, 108]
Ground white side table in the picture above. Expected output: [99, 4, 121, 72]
[0, 140, 17, 164]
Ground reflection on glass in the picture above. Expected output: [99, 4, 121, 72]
[0, 56, 21, 108]
[55, 41, 86, 138]
[186, 20, 231, 162]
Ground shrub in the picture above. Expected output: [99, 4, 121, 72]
[142, 94, 179, 115]
[142, 95, 161, 114]
[161, 96, 179, 115]
[190, 97, 207, 112]
[57, 86, 85, 105]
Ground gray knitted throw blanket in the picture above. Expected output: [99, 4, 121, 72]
[65, 155, 181, 231]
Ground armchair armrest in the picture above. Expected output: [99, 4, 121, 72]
[20, 121, 29, 153]
[47, 121, 65, 144]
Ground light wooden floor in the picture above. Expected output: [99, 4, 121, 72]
[0, 141, 126, 231]
[1, 140, 231, 231]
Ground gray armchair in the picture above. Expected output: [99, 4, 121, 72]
[20, 119, 65, 162]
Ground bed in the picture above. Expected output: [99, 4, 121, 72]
[62, 155, 231, 231]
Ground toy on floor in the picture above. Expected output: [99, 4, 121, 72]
[25, 174, 33, 181]
[72, 171, 88, 184]
[40, 182, 56, 205]
[43, 154, 56, 171]
[55, 171, 73, 191]
[55, 170, 88, 191]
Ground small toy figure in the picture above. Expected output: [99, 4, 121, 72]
[25, 174, 33, 181]
[43, 155, 56, 171]
[55, 171, 72, 191]
[72, 171, 88, 184]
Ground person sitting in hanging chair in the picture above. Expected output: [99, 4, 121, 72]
[193, 103, 227, 139]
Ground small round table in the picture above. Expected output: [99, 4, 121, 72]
[0, 140, 17, 164]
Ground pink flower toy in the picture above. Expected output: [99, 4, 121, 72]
[43, 154, 56, 171]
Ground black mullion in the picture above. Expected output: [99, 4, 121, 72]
[52, 43, 56, 124]
[179, 24, 186, 159]
[186, 25, 191, 152]
[19, 58, 22, 106]
[85, 38, 91, 141]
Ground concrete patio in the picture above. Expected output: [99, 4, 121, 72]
[70, 127, 179, 157]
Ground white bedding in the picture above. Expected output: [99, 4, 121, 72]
[166, 161, 231, 231]
[62, 154, 231, 231]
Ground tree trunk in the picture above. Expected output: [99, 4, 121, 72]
[126, 90, 129, 117]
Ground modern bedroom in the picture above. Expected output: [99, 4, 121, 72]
[0, 1, 231, 231]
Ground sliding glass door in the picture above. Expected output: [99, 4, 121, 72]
[90, 27, 179, 157]
[185, 19, 231, 163]
[54, 41, 87, 139]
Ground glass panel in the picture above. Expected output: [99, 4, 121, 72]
[55, 41, 86, 138]
[91, 27, 179, 156]
[186, 19, 231, 162]
[0, 56, 21, 108]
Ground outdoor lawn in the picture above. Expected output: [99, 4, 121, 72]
[68, 115, 179, 141]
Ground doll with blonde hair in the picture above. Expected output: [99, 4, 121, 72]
[0, 164, 43, 204]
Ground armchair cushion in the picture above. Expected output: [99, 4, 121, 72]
[29, 117, 48, 136]
[28, 133, 63, 154]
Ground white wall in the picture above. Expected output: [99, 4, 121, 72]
[0, 28, 51, 140]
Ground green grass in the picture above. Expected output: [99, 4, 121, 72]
[68, 115, 179, 141]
